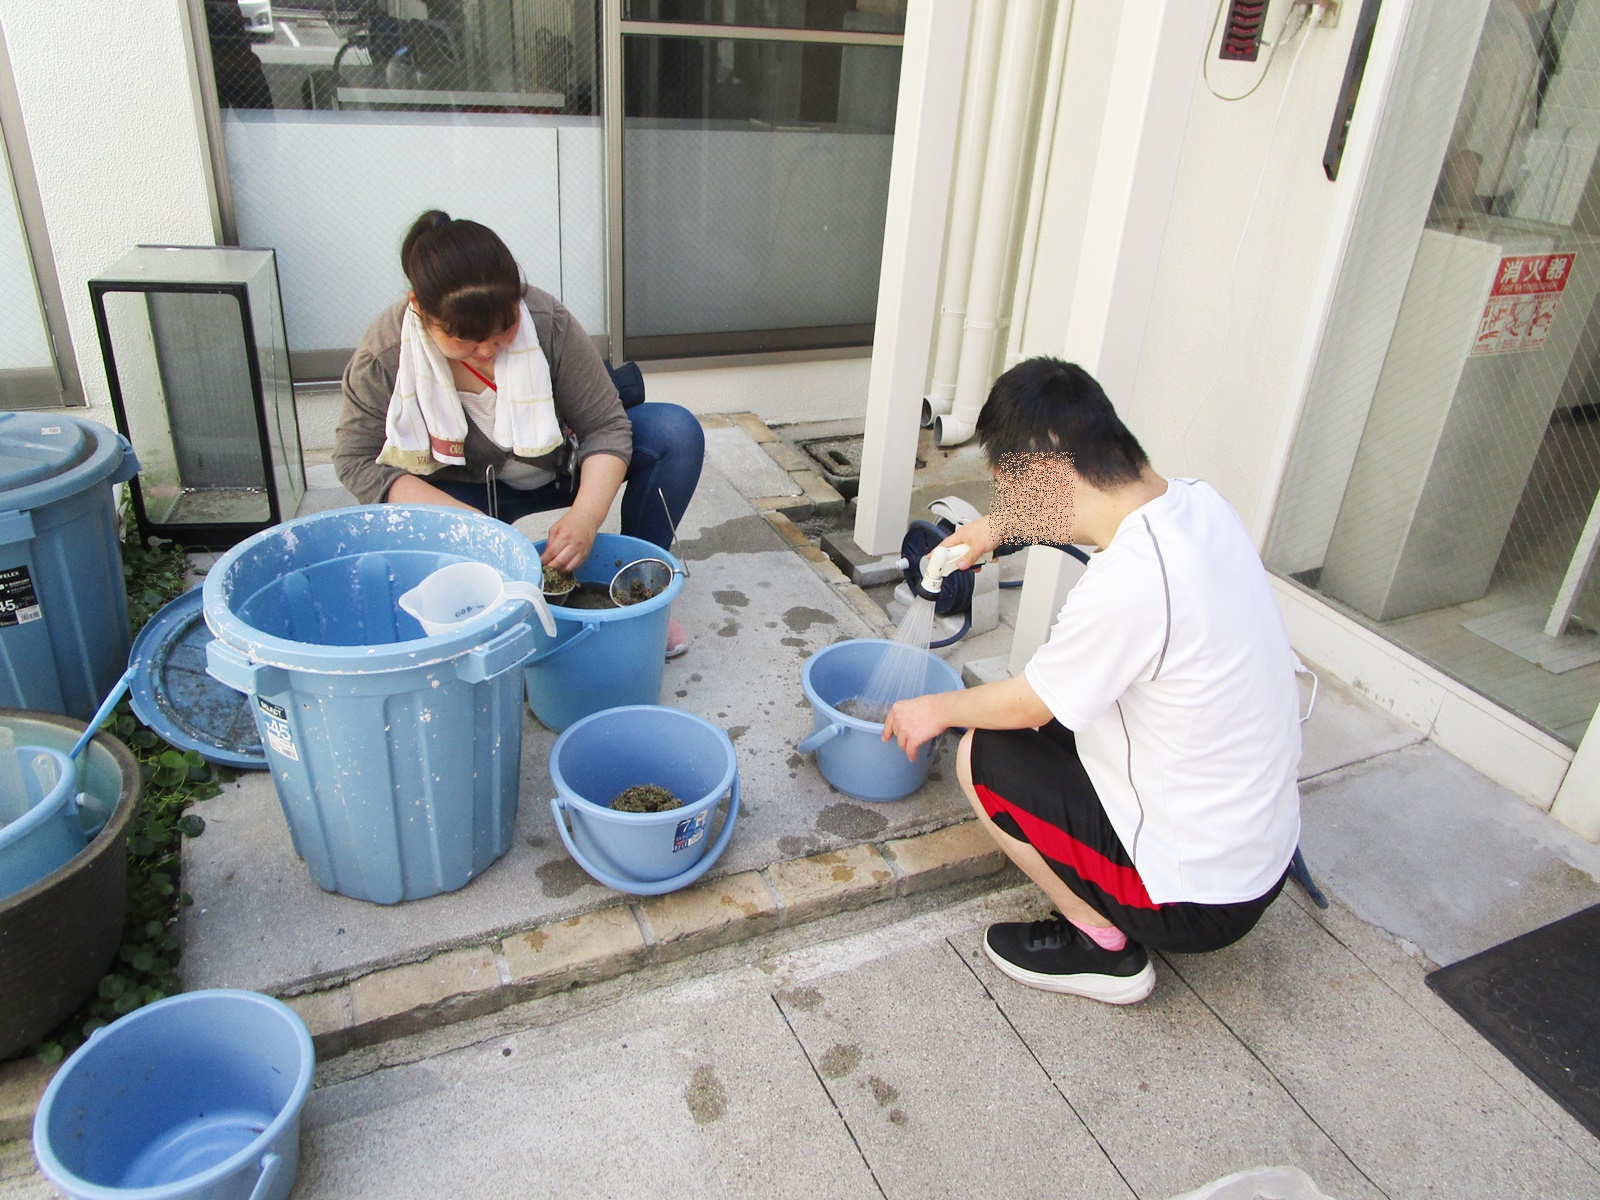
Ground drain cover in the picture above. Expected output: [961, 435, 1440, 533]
[797, 435, 863, 499]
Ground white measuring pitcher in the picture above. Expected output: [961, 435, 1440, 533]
[399, 562, 557, 638]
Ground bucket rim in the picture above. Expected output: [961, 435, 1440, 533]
[202, 505, 544, 672]
[532, 534, 684, 625]
[0, 414, 129, 516]
[0, 712, 141, 916]
[32, 988, 315, 1200]
[550, 704, 736, 822]
[801, 638, 966, 732]
[0, 745, 78, 849]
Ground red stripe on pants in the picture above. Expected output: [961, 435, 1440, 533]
[976, 783, 1159, 910]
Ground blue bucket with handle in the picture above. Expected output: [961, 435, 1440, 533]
[524, 533, 684, 732]
[32, 989, 314, 1200]
[548, 705, 739, 895]
[0, 741, 84, 898]
[798, 639, 964, 802]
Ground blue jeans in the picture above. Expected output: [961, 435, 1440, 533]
[429, 403, 705, 551]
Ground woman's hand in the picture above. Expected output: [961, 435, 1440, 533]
[542, 510, 601, 573]
[881, 693, 951, 762]
[542, 452, 629, 572]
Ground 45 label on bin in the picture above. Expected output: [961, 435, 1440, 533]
[257, 697, 299, 761]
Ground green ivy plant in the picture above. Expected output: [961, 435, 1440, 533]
[22, 533, 234, 1065]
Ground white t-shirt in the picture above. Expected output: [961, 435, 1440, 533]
[1022, 479, 1300, 905]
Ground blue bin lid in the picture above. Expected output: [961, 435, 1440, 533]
[0, 415, 89, 493]
[128, 588, 266, 770]
[0, 412, 135, 514]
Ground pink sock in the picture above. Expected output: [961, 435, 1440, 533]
[1071, 918, 1128, 952]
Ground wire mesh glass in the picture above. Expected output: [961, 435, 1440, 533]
[1267, 0, 1600, 748]
[621, 32, 899, 355]
[622, 0, 906, 34]
[202, 0, 606, 378]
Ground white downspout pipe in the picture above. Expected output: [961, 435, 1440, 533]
[1005, 0, 1071, 368]
[922, 0, 1009, 427]
[936, 0, 1047, 447]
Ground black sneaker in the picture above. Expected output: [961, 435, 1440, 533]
[983, 913, 1156, 1004]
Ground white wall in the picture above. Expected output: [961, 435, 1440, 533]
[0, 0, 217, 416]
[641, 355, 871, 424]
[1117, 1, 1362, 529]
[224, 112, 604, 350]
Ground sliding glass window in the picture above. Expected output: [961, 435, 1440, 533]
[199, 0, 606, 381]
[616, 3, 904, 358]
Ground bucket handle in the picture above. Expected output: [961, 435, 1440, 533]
[796, 723, 845, 755]
[206, 641, 292, 697]
[455, 622, 539, 683]
[248, 1152, 283, 1200]
[522, 621, 599, 667]
[547, 777, 741, 897]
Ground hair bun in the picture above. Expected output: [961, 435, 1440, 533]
[432, 211, 451, 229]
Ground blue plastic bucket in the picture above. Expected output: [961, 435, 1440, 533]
[203, 505, 546, 904]
[798, 639, 965, 802]
[0, 413, 138, 720]
[33, 989, 313, 1200]
[524, 533, 684, 732]
[549, 705, 739, 895]
[0, 743, 84, 899]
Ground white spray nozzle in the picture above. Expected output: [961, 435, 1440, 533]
[916, 545, 967, 600]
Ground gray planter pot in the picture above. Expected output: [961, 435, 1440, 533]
[0, 710, 141, 1058]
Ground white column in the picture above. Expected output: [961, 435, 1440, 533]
[1552, 722, 1600, 841]
[1008, 0, 1210, 665]
[854, 0, 973, 556]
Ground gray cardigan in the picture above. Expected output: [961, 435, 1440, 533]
[334, 285, 631, 506]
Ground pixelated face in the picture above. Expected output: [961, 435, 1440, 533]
[988, 452, 1075, 546]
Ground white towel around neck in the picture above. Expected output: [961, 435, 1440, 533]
[377, 301, 563, 475]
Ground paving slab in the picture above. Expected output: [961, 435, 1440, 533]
[1277, 886, 1600, 1174]
[774, 939, 1135, 1200]
[952, 918, 1381, 1200]
[704, 424, 800, 499]
[1298, 740, 1600, 965]
[1296, 665, 1424, 781]
[182, 445, 968, 995]
[1169, 896, 1600, 1200]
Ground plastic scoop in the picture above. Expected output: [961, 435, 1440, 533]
[399, 562, 557, 637]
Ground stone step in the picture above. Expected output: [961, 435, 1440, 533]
[285, 819, 1011, 1059]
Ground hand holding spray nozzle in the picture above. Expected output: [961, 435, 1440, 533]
[915, 545, 969, 602]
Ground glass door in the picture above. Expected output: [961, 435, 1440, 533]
[1268, 0, 1600, 748]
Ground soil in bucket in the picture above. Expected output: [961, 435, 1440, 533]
[611, 783, 683, 812]
[836, 696, 891, 723]
[563, 581, 623, 609]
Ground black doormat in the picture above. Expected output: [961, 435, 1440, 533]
[1426, 904, 1600, 1138]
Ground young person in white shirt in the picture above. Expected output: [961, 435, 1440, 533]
[882, 358, 1301, 1004]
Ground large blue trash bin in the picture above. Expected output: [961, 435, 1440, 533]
[203, 506, 545, 904]
[0, 413, 138, 720]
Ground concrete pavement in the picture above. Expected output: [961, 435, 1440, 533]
[4, 417, 1600, 1196]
